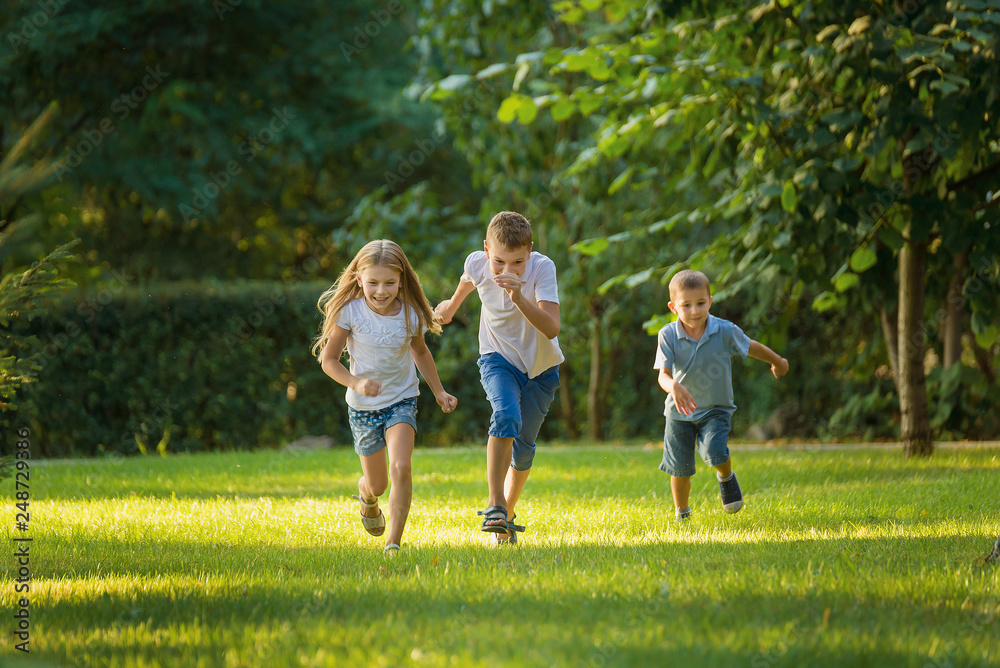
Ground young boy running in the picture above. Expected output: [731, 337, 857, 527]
[435, 211, 563, 544]
[655, 269, 788, 520]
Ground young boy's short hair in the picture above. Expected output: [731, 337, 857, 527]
[669, 270, 711, 298]
[487, 211, 533, 250]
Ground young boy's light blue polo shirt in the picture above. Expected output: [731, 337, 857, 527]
[653, 315, 751, 422]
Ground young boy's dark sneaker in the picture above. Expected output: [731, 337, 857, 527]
[675, 507, 692, 521]
[719, 473, 743, 513]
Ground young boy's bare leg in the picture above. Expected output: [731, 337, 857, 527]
[671, 475, 692, 515]
[486, 435, 514, 528]
[711, 457, 743, 513]
[712, 458, 733, 479]
[383, 423, 415, 548]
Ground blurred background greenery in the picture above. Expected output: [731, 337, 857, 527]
[2, 0, 998, 456]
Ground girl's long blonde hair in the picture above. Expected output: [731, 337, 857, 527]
[311, 239, 441, 359]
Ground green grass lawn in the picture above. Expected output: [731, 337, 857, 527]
[2, 443, 998, 667]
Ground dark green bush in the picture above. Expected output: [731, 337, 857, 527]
[19, 274, 972, 458]
[13, 280, 493, 457]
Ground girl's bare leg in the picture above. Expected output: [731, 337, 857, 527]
[383, 423, 415, 547]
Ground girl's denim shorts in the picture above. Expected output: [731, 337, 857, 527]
[347, 397, 418, 456]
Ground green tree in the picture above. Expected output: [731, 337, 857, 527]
[412, 0, 681, 439]
[1, 0, 460, 284]
[1, 105, 78, 423]
[446, 0, 1000, 453]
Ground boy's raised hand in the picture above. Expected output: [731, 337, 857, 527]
[493, 272, 524, 301]
[771, 358, 789, 379]
[436, 391, 458, 413]
[433, 300, 453, 325]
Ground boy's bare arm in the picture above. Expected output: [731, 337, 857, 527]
[515, 299, 560, 339]
[658, 368, 697, 415]
[434, 280, 476, 325]
[492, 273, 560, 338]
[321, 326, 380, 396]
[748, 340, 789, 379]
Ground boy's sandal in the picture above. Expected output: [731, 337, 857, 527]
[496, 513, 524, 545]
[351, 494, 386, 537]
[383, 543, 401, 556]
[478, 506, 526, 536]
[477, 505, 509, 534]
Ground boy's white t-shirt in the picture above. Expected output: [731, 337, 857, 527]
[461, 250, 564, 378]
[335, 298, 424, 411]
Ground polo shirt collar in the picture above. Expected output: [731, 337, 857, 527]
[677, 314, 719, 341]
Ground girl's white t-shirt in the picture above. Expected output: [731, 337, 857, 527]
[336, 298, 424, 411]
[461, 250, 564, 379]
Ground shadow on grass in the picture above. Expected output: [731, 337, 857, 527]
[27, 533, 999, 668]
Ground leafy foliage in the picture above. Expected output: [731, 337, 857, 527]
[0, 0, 465, 284]
[0, 105, 78, 423]
[414, 0, 1000, 444]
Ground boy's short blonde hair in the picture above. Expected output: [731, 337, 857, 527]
[486, 211, 533, 250]
[668, 270, 711, 298]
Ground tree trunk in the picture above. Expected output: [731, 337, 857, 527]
[941, 249, 968, 369]
[880, 305, 900, 393]
[558, 361, 580, 440]
[586, 296, 604, 441]
[898, 225, 933, 457]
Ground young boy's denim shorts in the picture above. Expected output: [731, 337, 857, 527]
[477, 352, 560, 471]
[660, 408, 732, 477]
[347, 397, 418, 457]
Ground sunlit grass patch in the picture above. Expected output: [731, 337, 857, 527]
[1, 445, 998, 667]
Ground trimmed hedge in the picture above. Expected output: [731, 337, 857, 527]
[14, 281, 493, 457]
[12, 279, 814, 458]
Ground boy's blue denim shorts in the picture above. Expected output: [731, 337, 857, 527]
[659, 408, 732, 477]
[477, 352, 559, 471]
[347, 397, 418, 457]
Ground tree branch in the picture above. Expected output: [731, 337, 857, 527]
[972, 194, 1000, 214]
[948, 159, 1000, 193]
